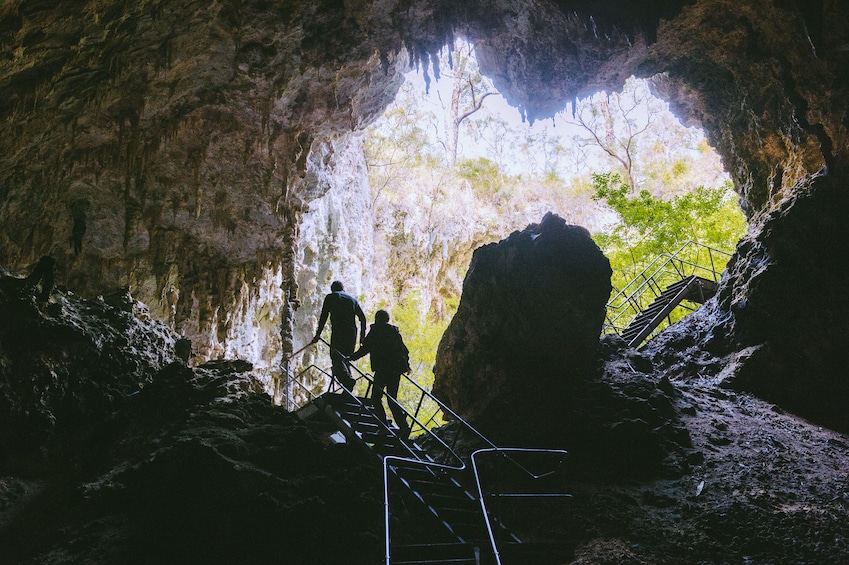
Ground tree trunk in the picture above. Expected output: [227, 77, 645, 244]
[448, 56, 465, 165]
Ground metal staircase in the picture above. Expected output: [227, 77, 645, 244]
[289, 340, 573, 564]
[605, 241, 730, 348]
[620, 275, 718, 347]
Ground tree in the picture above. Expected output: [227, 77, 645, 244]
[365, 81, 443, 207]
[363, 55, 746, 389]
[466, 113, 516, 167]
[592, 172, 747, 285]
[563, 78, 662, 191]
[519, 128, 569, 180]
[436, 39, 498, 165]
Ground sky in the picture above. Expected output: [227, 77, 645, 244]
[394, 44, 730, 191]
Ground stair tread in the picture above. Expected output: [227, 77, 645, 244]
[617, 273, 721, 347]
[394, 556, 478, 563]
[313, 391, 529, 560]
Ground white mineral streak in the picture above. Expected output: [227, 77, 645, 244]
[158, 134, 374, 397]
[204, 263, 287, 391]
[287, 133, 375, 402]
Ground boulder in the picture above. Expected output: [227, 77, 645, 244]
[433, 212, 612, 432]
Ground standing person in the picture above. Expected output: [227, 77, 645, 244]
[351, 309, 411, 437]
[24, 256, 56, 301]
[311, 281, 366, 392]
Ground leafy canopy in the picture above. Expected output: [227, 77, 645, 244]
[591, 172, 747, 288]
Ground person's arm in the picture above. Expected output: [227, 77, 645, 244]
[355, 302, 367, 342]
[350, 331, 371, 361]
[397, 329, 411, 374]
[312, 296, 330, 343]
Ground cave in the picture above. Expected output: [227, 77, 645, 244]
[2, 1, 849, 563]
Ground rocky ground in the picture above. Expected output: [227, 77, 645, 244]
[1, 270, 848, 564]
[466, 332, 849, 564]
[562, 373, 849, 564]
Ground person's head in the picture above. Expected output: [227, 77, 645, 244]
[374, 309, 390, 324]
[330, 280, 344, 292]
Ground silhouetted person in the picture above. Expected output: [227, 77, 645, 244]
[24, 256, 56, 301]
[351, 309, 411, 437]
[175, 338, 193, 365]
[311, 281, 366, 392]
[70, 199, 89, 256]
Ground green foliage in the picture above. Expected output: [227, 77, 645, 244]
[388, 291, 445, 378]
[591, 172, 747, 288]
[456, 157, 506, 201]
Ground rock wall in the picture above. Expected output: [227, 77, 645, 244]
[0, 270, 181, 469]
[645, 166, 849, 432]
[289, 133, 375, 399]
[1, 0, 848, 426]
[0, 274, 383, 562]
[0, 1, 406, 381]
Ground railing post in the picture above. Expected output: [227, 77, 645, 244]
[604, 241, 732, 341]
[384, 459, 393, 565]
[285, 370, 291, 412]
[414, 392, 425, 421]
[709, 248, 718, 281]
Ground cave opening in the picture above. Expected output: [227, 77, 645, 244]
[2, 3, 849, 563]
[331, 37, 748, 396]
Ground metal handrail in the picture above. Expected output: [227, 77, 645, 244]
[377, 378, 568, 563]
[304, 338, 469, 463]
[290, 339, 570, 564]
[607, 240, 729, 307]
[471, 448, 571, 565]
[373, 353, 561, 483]
[290, 364, 331, 405]
[288, 338, 497, 454]
[382, 455, 473, 565]
[396, 371, 495, 450]
[284, 340, 365, 410]
[302, 338, 564, 481]
[606, 268, 703, 329]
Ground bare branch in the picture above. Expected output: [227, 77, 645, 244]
[456, 92, 496, 125]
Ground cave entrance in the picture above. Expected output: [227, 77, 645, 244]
[361, 39, 746, 370]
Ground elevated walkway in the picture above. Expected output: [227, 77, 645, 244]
[605, 241, 730, 348]
[289, 340, 573, 564]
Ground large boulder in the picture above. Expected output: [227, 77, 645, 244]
[432, 212, 612, 432]
[0, 262, 180, 473]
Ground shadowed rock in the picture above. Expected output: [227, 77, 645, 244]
[433, 212, 612, 432]
[0, 268, 383, 564]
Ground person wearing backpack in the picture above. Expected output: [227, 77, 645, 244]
[350, 309, 411, 437]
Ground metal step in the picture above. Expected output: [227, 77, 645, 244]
[391, 542, 480, 565]
[622, 275, 716, 347]
[307, 390, 532, 564]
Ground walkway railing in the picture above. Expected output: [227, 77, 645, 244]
[288, 340, 573, 564]
[604, 240, 731, 336]
[288, 339, 466, 458]
[471, 448, 571, 565]
[288, 339, 477, 450]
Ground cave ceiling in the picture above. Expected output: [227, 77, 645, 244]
[1, 0, 848, 426]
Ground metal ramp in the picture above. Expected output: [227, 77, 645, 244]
[604, 241, 730, 348]
[290, 340, 573, 565]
